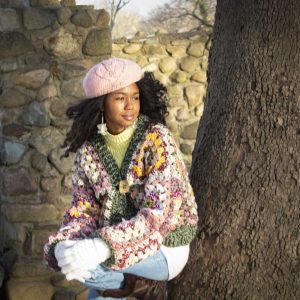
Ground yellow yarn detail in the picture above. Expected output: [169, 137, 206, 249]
[103, 126, 135, 168]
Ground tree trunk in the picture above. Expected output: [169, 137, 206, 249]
[170, 0, 300, 299]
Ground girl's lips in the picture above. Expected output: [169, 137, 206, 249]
[123, 115, 135, 121]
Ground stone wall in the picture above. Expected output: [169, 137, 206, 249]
[0, 2, 209, 299]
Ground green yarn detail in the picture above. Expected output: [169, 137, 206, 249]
[163, 225, 198, 247]
[91, 114, 150, 225]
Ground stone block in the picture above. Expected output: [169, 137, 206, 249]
[191, 71, 207, 83]
[29, 127, 65, 156]
[180, 143, 194, 155]
[95, 9, 110, 28]
[185, 85, 206, 108]
[181, 121, 200, 140]
[166, 44, 187, 58]
[30, 151, 48, 171]
[187, 42, 205, 57]
[44, 28, 81, 57]
[171, 71, 187, 83]
[30, 0, 61, 6]
[2, 123, 30, 139]
[37, 84, 57, 102]
[40, 176, 61, 192]
[159, 57, 177, 74]
[22, 101, 50, 127]
[23, 7, 55, 30]
[50, 97, 66, 117]
[0, 89, 31, 108]
[2, 203, 59, 222]
[10, 69, 50, 90]
[1, 139, 28, 165]
[123, 43, 141, 54]
[56, 7, 72, 25]
[61, 77, 84, 98]
[49, 147, 75, 175]
[142, 44, 166, 55]
[1, 167, 38, 196]
[83, 29, 111, 56]
[0, 32, 32, 59]
[180, 56, 199, 73]
[71, 10, 92, 27]
[0, 57, 18, 73]
[6, 280, 54, 300]
[0, 8, 21, 31]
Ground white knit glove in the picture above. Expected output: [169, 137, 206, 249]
[54, 239, 111, 281]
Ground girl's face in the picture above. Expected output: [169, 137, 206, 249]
[103, 83, 140, 135]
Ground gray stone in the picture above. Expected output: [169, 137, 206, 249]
[180, 56, 199, 73]
[49, 147, 74, 175]
[95, 9, 110, 27]
[1, 140, 28, 165]
[185, 85, 206, 108]
[0, 8, 21, 31]
[22, 101, 50, 127]
[30, 151, 48, 171]
[2, 123, 30, 138]
[37, 84, 57, 102]
[40, 176, 61, 192]
[10, 257, 52, 278]
[23, 7, 55, 30]
[2, 203, 58, 222]
[30, 0, 61, 6]
[10, 69, 50, 89]
[0, 57, 18, 73]
[29, 127, 65, 155]
[44, 28, 81, 58]
[56, 7, 72, 25]
[50, 97, 66, 117]
[25, 52, 44, 66]
[142, 63, 158, 73]
[83, 29, 111, 56]
[0, 32, 32, 59]
[1, 167, 38, 196]
[71, 10, 92, 27]
[0, 0, 29, 8]
[61, 78, 84, 98]
[181, 121, 199, 140]
[0, 89, 31, 108]
[6, 279, 55, 300]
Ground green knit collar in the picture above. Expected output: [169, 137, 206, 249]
[92, 114, 150, 187]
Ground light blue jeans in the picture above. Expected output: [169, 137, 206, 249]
[85, 250, 169, 300]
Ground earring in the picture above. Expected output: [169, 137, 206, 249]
[97, 112, 108, 135]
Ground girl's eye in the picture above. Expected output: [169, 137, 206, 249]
[115, 96, 125, 101]
[133, 96, 140, 101]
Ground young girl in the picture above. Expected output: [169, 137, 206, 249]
[44, 57, 198, 299]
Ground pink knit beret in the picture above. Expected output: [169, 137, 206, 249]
[83, 57, 143, 98]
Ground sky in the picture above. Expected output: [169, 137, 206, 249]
[75, 0, 171, 17]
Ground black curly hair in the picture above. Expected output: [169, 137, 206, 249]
[62, 72, 168, 156]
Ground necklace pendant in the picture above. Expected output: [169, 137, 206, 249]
[119, 180, 129, 194]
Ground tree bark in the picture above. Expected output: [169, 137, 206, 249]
[170, 0, 300, 299]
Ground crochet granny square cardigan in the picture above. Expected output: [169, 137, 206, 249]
[44, 115, 198, 271]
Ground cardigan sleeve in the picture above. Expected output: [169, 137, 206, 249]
[97, 125, 198, 270]
[43, 145, 101, 271]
